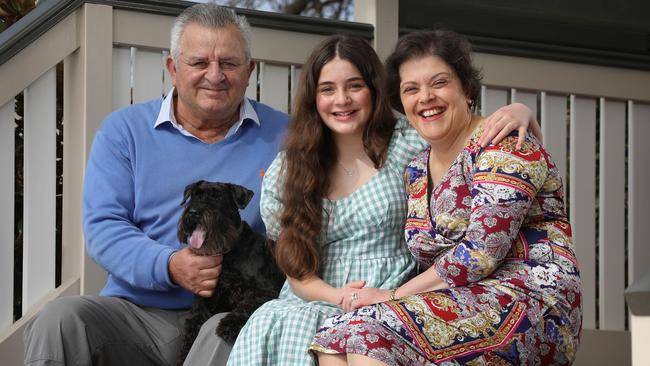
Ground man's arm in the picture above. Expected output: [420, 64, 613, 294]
[83, 118, 180, 290]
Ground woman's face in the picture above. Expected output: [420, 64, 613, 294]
[316, 57, 372, 139]
[398, 55, 470, 145]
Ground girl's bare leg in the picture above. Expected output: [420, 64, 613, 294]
[348, 353, 390, 366]
[317, 353, 348, 366]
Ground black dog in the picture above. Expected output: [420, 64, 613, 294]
[176, 180, 284, 362]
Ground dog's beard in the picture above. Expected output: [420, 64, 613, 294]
[179, 209, 241, 256]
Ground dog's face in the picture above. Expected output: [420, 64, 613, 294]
[178, 181, 253, 256]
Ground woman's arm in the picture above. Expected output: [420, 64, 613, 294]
[433, 135, 548, 287]
[353, 135, 549, 309]
[479, 102, 543, 149]
[287, 275, 365, 311]
[351, 265, 449, 309]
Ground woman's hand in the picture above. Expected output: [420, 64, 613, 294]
[348, 287, 392, 311]
[347, 266, 452, 310]
[479, 102, 542, 149]
[338, 280, 366, 312]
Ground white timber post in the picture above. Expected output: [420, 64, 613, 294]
[354, 0, 399, 62]
[72, 3, 114, 296]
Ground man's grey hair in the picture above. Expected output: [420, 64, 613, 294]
[170, 2, 252, 64]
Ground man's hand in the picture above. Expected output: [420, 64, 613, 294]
[169, 247, 222, 298]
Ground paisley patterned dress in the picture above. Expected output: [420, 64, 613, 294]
[310, 127, 582, 365]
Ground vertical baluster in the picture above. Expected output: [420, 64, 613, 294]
[599, 98, 626, 330]
[628, 102, 650, 284]
[133, 49, 166, 103]
[510, 88, 538, 121]
[259, 62, 289, 113]
[112, 47, 131, 109]
[290, 65, 302, 113]
[0, 99, 15, 328]
[540, 92, 568, 195]
[481, 86, 508, 117]
[22, 68, 57, 314]
[570, 95, 597, 329]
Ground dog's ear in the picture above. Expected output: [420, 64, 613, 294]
[229, 183, 254, 209]
[181, 180, 205, 205]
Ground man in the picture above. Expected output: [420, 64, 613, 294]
[23, 3, 288, 365]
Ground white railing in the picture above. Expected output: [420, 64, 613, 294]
[482, 86, 650, 332]
[1, 1, 649, 365]
[112, 47, 303, 114]
[476, 51, 650, 364]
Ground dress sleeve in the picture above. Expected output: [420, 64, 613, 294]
[386, 116, 428, 172]
[260, 152, 286, 241]
[433, 135, 550, 286]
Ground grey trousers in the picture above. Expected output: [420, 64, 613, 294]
[23, 296, 232, 366]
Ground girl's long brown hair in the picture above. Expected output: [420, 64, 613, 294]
[276, 35, 396, 279]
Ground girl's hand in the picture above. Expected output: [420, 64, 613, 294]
[338, 280, 365, 312]
[479, 102, 542, 149]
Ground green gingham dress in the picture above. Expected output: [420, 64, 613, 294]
[227, 118, 426, 366]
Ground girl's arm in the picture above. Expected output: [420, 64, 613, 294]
[351, 265, 449, 308]
[479, 102, 543, 149]
[287, 275, 365, 311]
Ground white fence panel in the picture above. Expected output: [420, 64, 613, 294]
[541, 92, 568, 191]
[22, 68, 57, 314]
[0, 99, 15, 329]
[569, 95, 597, 329]
[259, 62, 289, 113]
[133, 49, 165, 103]
[481, 86, 508, 117]
[599, 99, 626, 330]
[290, 65, 302, 113]
[629, 102, 650, 283]
[112, 47, 131, 110]
[511, 89, 538, 119]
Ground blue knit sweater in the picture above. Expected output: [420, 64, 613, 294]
[83, 96, 288, 309]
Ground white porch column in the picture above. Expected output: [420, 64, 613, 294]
[354, 0, 399, 62]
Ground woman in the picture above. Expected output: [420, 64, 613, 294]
[228, 35, 538, 366]
[310, 30, 581, 366]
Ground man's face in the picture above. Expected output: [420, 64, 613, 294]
[167, 23, 254, 126]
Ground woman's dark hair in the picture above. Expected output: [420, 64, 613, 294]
[385, 29, 483, 114]
[276, 35, 395, 279]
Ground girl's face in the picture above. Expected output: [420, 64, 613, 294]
[316, 57, 372, 139]
[398, 55, 471, 145]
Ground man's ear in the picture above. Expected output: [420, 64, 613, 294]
[229, 183, 254, 209]
[166, 55, 177, 87]
[246, 60, 256, 85]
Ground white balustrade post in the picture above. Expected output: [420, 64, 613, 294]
[22, 68, 57, 314]
[354, 0, 399, 62]
[0, 100, 15, 329]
